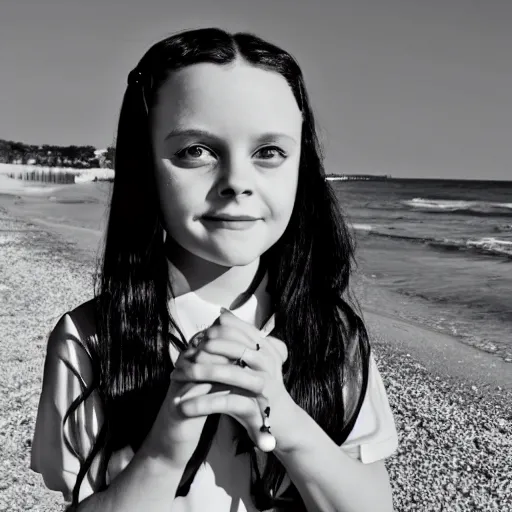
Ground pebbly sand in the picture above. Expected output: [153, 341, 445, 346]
[0, 177, 511, 512]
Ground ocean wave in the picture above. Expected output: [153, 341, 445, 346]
[351, 223, 373, 232]
[402, 198, 512, 217]
[493, 224, 512, 233]
[464, 237, 512, 255]
[360, 227, 512, 259]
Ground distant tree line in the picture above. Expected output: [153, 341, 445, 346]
[0, 139, 115, 169]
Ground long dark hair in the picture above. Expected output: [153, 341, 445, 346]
[67, 27, 371, 510]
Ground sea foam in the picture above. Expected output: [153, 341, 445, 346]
[403, 197, 512, 216]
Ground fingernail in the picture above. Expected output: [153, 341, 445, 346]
[220, 307, 231, 314]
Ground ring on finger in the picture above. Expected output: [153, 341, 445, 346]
[234, 342, 261, 367]
[233, 347, 248, 368]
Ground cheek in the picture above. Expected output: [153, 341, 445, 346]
[155, 165, 206, 218]
[163, 185, 196, 217]
[158, 183, 202, 243]
[269, 163, 299, 222]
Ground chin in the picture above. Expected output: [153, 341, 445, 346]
[199, 245, 264, 268]
[211, 252, 261, 268]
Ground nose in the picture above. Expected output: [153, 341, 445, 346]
[216, 155, 253, 199]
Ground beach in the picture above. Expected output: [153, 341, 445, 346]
[0, 174, 511, 512]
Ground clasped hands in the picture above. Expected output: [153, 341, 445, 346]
[171, 308, 302, 453]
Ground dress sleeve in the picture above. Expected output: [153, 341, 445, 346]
[339, 352, 399, 464]
[30, 312, 105, 503]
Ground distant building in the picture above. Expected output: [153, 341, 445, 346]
[94, 148, 108, 167]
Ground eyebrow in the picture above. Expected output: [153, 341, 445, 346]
[164, 128, 297, 144]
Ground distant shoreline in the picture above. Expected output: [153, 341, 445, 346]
[326, 174, 391, 181]
[326, 174, 512, 183]
[1, 163, 510, 183]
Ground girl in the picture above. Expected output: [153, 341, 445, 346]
[31, 28, 398, 512]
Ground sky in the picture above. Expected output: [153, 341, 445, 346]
[1, 0, 511, 180]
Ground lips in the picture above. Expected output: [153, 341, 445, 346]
[202, 214, 260, 221]
[201, 214, 261, 231]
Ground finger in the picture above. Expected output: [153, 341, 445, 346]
[183, 323, 258, 366]
[218, 310, 264, 341]
[218, 312, 288, 365]
[178, 392, 276, 453]
[178, 391, 259, 420]
[200, 339, 266, 371]
[217, 312, 270, 354]
[215, 313, 288, 370]
[216, 311, 289, 372]
[180, 348, 229, 366]
[207, 323, 258, 349]
[174, 382, 231, 405]
[174, 380, 255, 406]
[181, 325, 256, 366]
[172, 361, 264, 395]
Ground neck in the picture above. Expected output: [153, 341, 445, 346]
[164, 237, 262, 308]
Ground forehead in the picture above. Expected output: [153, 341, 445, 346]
[151, 61, 302, 137]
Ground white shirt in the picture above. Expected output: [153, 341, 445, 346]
[31, 274, 398, 510]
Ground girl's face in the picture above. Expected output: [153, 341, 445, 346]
[151, 59, 303, 268]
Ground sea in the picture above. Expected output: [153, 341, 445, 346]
[330, 178, 512, 362]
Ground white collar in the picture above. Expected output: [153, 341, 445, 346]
[169, 272, 274, 342]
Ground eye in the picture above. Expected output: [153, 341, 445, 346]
[254, 146, 287, 161]
[175, 145, 216, 161]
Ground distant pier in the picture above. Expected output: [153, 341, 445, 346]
[325, 174, 391, 181]
[6, 168, 76, 184]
